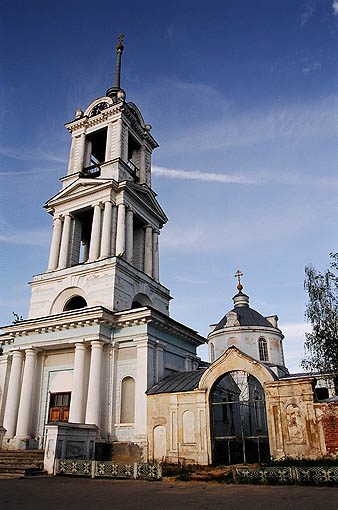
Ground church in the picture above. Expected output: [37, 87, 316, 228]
[0, 39, 337, 470]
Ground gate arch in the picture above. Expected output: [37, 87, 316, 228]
[199, 347, 277, 465]
[210, 370, 269, 464]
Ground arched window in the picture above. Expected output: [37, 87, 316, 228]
[120, 377, 135, 423]
[210, 343, 215, 362]
[63, 295, 87, 311]
[258, 337, 269, 362]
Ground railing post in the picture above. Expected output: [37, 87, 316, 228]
[91, 460, 96, 479]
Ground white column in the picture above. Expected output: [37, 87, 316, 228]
[88, 204, 102, 261]
[110, 205, 118, 256]
[15, 349, 38, 438]
[117, 119, 122, 159]
[105, 122, 114, 161]
[77, 133, 86, 171]
[67, 136, 76, 175]
[153, 230, 159, 282]
[144, 225, 153, 277]
[3, 351, 24, 438]
[58, 214, 72, 269]
[85, 341, 104, 426]
[47, 216, 62, 271]
[115, 204, 126, 257]
[82, 241, 89, 262]
[69, 343, 87, 424]
[100, 201, 113, 258]
[125, 208, 134, 264]
[134, 340, 151, 438]
[84, 140, 92, 168]
[139, 145, 146, 184]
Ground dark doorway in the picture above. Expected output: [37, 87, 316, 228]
[210, 370, 269, 465]
[48, 392, 71, 422]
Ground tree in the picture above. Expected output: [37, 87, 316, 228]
[302, 252, 338, 374]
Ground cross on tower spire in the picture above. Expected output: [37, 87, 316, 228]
[234, 269, 243, 292]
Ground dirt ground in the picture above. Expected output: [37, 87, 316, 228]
[1, 477, 338, 510]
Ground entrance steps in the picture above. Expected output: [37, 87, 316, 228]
[0, 450, 45, 479]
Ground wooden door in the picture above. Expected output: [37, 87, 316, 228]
[48, 392, 71, 423]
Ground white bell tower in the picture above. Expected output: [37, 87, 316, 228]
[28, 36, 171, 319]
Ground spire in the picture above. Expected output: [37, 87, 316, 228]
[233, 270, 249, 307]
[106, 34, 125, 99]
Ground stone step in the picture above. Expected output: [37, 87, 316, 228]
[0, 458, 43, 466]
[0, 465, 42, 473]
[0, 450, 44, 456]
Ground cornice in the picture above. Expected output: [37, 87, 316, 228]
[65, 103, 124, 133]
[1, 304, 205, 348]
[208, 324, 284, 340]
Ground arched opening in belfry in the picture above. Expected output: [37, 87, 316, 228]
[63, 295, 87, 312]
[131, 293, 152, 309]
[210, 370, 269, 465]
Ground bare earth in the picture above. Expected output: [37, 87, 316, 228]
[1, 477, 338, 510]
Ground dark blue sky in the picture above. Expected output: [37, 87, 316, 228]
[1, 1, 338, 369]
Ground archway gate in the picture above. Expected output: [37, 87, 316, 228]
[210, 370, 269, 464]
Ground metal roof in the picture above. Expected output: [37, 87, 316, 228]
[146, 369, 207, 395]
[214, 306, 275, 331]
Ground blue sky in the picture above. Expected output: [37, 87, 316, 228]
[1, 0, 338, 371]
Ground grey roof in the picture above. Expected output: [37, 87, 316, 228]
[146, 369, 207, 395]
[214, 306, 274, 331]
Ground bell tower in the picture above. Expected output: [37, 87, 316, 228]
[28, 37, 171, 319]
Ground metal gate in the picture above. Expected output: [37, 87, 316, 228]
[211, 370, 270, 465]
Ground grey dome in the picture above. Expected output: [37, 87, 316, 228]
[214, 291, 277, 331]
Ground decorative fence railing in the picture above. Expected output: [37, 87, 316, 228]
[236, 466, 338, 486]
[55, 459, 162, 480]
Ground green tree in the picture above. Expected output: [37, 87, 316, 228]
[302, 252, 338, 374]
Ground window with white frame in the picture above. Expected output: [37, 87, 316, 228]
[258, 337, 269, 362]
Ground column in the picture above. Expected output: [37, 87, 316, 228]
[84, 139, 92, 168]
[153, 230, 159, 282]
[115, 204, 126, 257]
[100, 201, 113, 258]
[134, 339, 151, 438]
[116, 119, 122, 159]
[144, 225, 153, 277]
[3, 351, 24, 438]
[125, 208, 134, 264]
[105, 122, 114, 161]
[82, 241, 89, 262]
[110, 206, 118, 256]
[77, 132, 86, 171]
[139, 145, 146, 184]
[58, 214, 72, 269]
[15, 349, 38, 438]
[88, 204, 102, 261]
[85, 341, 104, 426]
[47, 216, 62, 271]
[67, 136, 76, 175]
[69, 343, 87, 424]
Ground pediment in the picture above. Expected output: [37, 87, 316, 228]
[46, 178, 114, 207]
[126, 182, 168, 224]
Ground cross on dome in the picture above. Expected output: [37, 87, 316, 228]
[234, 269, 243, 291]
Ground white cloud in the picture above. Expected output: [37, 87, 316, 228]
[160, 94, 338, 156]
[0, 229, 51, 247]
[152, 166, 257, 184]
[0, 146, 67, 163]
[300, 3, 316, 27]
[153, 165, 338, 189]
[0, 216, 50, 247]
[333, 1, 338, 16]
